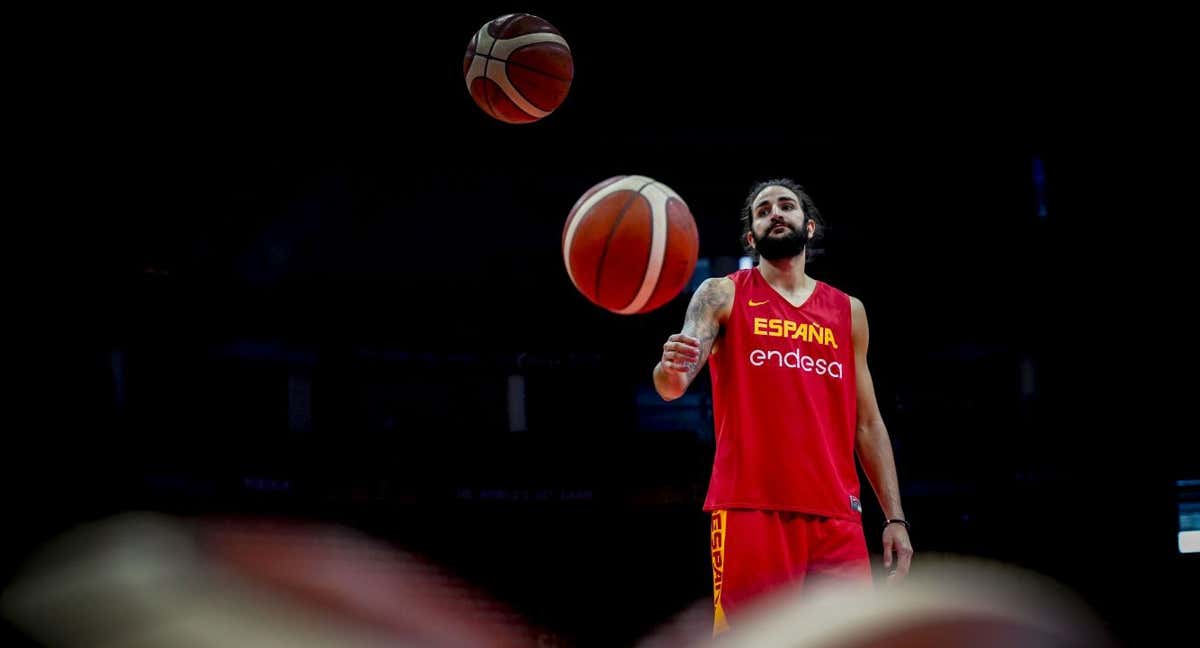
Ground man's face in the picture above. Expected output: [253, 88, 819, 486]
[749, 186, 811, 261]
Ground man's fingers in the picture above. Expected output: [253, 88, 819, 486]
[896, 545, 913, 577]
[666, 334, 701, 348]
[663, 359, 693, 373]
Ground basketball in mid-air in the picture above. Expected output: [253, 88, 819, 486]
[562, 176, 700, 315]
[463, 13, 573, 124]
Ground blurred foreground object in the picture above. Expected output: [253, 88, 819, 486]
[3, 513, 536, 648]
[639, 554, 1116, 648]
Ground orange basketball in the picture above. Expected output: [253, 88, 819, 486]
[563, 176, 700, 315]
[463, 13, 573, 124]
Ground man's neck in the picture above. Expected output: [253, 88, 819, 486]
[758, 254, 810, 294]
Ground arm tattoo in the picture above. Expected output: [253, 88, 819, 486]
[681, 280, 728, 377]
[683, 287, 721, 344]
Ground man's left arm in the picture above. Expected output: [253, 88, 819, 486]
[851, 296, 913, 583]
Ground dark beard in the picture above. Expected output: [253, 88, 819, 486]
[754, 224, 809, 260]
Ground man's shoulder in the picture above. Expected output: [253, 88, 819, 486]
[700, 272, 734, 290]
[847, 293, 865, 313]
[697, 276, 736, 298]
[814, 279, 858, 306]
[814, 282, 865, 326]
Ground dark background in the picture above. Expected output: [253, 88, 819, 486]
[10, 4, 1194, 646]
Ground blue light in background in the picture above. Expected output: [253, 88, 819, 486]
[687, 257, 712, 293]
[1179, 479, 1200, 554]
[1033, 156, 1049, 219]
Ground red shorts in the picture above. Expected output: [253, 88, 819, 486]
[709, 509, 871, 632]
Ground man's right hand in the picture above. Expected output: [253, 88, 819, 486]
[661, 334, 701, 373]
[652, 276, 732, 401]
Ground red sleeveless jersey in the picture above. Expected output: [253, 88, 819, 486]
[703, 268, 861, 520]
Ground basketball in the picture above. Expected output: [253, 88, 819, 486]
[562, 176, 700, 315]
[463, 13, 573, 124]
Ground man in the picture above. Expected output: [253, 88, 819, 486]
[653, 179, 913, 633]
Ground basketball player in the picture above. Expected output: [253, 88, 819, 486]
[652, 179, 913, 633]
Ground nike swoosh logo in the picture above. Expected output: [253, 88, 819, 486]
[748, 299, 769, 307]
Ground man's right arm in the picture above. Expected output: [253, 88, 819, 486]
[653, 277, 734, 401]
